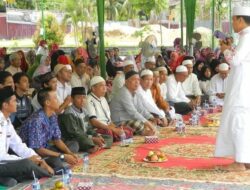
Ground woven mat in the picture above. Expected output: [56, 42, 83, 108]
[71, 113, 250, 184]
[9, 112, 250, 189]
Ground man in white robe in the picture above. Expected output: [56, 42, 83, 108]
[208, 63, 229, 106]
[214, 6, 250, 171]
[137, 69, 168, 127]
[181, 59, 202, 104]
[167, 65, 194, 115]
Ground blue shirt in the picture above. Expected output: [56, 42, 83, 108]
[19, 109, 61, 149]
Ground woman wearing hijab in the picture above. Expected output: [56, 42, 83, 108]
[193, 60, 205, 80]
[209, 58, 221, 76]
[26, 54, 43, 79]
[168, 51, 180, 72]
[32, 55, 51, 78]
[199, 65, 212, 95]
[17, 50, 29, 72]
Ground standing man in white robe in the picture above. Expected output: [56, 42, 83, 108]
[215, 5, 250, 171]
[208, 63, 229, 106]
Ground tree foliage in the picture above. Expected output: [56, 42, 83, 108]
[33, 14, 65, 47]
[62, 0, 97, 45]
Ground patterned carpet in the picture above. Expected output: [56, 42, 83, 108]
[71, 113, 250, 184]
[10, 174, 250, 190]
[8, 113, 250, 189]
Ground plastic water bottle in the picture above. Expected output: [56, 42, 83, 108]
[63, 169, 72, 185]
[32, 179, 40, 190]
[63, 172, 69, 185]
[176, 119, 182, 134]
[82, 153, 89, 173]
[120, 128, 127, 146]
[211, 97, 218, 108]
[203, 100, 209, 110]
[126, 138, 134, 144]
[67, 169, 72, 180]
[196, 106, 202, 116]
[180, 122, 186, 134]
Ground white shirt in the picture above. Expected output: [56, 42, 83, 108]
[182, 73, 202, 96]
[31, 94, 41, 111]
[215, 27, 250, 162]
[56, 80, 72, 105]
[137, 86, 165, 118]
[5, 65, 22, 76]
[159, 82, 167, 100]
[208, 73, 228, 106]
[86, 93, 111, 125]
[110, 72, 125, 100]
[166, 74, 190, 103]
[70, 72, 90, 92]
[208, 74, 228, 95]
[199, 80, 210, 95]
[0, 111, 36, 162]
[36, 46, 49, 56]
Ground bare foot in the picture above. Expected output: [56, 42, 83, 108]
[216, 162, 246, 172]
[88, 146, 99, 154]
[168, 120, 175, 127]
[141, 129, 155, 136]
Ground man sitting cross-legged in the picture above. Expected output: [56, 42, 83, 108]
[59, 87, 113, 153]
[86, 76, 133, 142]
[19, 88, 79, 173]
[110, 71, 156, 136]
[0, 86, 53, 187]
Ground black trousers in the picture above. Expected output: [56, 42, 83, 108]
[0, 159, 51, 186]
[45, 140, 79, 173]
[173, 102, 192, 115]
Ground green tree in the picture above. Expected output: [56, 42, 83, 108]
[14, 0, 35, 9]
[33, 14, 65, 47]
[132, 25, 152, 42]
[121, 0, 138, 20]
[105, 0, 123, 21]
[121, 0, 168, 21]
[62, 0, 97, 46]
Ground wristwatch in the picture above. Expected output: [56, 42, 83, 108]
[59, 154, 65, 161]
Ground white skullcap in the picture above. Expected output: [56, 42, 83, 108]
[218, 63, 229, 71]
[157, 66, 168, 73]
[182, 59, 193, 66]
[140, 69, 153, 78]
[54, 64, 72, 75]
[123, 60, 134, 67]
[176, 65, 188, 73]
[233, 7, 250, 16]
[90, 76, 105, 88]
[145, 56, 156, 63]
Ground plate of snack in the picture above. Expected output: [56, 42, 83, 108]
[143, 150, 168, 163]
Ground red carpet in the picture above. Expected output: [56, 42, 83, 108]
[134, 136, 233, 170]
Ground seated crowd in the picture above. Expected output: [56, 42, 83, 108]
[0, 41, 230, 187]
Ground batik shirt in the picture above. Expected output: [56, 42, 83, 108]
[19, 109, 61, 149]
